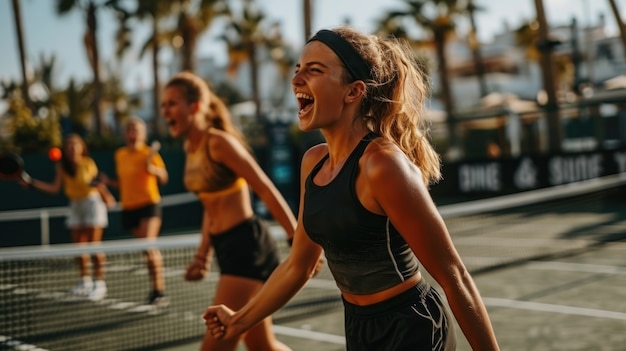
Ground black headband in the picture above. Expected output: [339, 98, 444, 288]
[307, 29, 372, 81]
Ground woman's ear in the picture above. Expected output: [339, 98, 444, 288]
[345, 80, 367, 103]
[191, 101, 201, 114]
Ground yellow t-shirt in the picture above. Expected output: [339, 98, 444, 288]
[115, 144, 165, 210]
[61, 157, 99, 200]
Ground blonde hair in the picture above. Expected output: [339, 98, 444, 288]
[165, 71, 250, 150]
[126, 117, 146, 130]
[330, 27, 441, 185]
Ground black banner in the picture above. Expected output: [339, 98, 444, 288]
[431, 148, 626, 200]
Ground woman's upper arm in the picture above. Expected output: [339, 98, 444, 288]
[365, 146, 465, 286]
[210, 132, 271, 192]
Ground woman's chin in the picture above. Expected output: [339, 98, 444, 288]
[167, 127, 181, 138]
[298, 113, 315, 131]
[298, 120, 314, 132]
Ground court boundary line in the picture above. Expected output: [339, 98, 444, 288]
[272, 325, 346, 345]
[483, 297, 626, 321]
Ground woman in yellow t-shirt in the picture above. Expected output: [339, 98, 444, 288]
[102, 118, 169, 306]
[27, 133, 115, 301]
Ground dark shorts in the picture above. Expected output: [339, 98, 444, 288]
[212, 216, 281, 282]
[343, 279, 457, 351]
[121, 203, 162, 231]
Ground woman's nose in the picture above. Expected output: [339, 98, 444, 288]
[291, 71, 303, 86]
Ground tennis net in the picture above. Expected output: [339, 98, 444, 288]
[1, 173, 625, 351]
[0, 230, 340, 351]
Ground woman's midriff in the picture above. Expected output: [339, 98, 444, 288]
[197, 183, 254, 235]
[341, 271, 422, 306]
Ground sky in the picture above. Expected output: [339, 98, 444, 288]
[0, 0, 625, 93]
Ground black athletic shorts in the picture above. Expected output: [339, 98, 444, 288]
[121, 203, 162, 231]
[343, 279, 457, 351]
[212, 216, 281, 282]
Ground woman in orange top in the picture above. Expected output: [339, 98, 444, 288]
[27, 133, 114, 301]
[102, 118, 169, 306]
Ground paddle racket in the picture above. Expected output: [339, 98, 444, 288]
[146, 141, 161, 168]
[149, 140, 161, 156]
[0, 152, 31, 184]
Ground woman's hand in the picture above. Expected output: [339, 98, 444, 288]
[184, 254, 210, 281]
[98, 173, 111, 186]
[203, 304, 241, 340]
[96, 183, 116, 209]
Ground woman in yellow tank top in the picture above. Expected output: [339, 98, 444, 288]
[26, 134, 115, 302]
[162, 71, 307, 351]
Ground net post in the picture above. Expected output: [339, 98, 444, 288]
[40, 209, 50, 246]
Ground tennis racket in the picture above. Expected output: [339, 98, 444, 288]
[0, 152, 31, 184]
[149, 140, 161, 155]
[147, 141, 161, 167]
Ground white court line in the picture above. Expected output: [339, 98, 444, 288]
[454, 236, 589, 247]
[272, 325, 346, 345]
[527, 261, 626, 275]
[484, 297, 626, 321]
[304, 278, 340, 290]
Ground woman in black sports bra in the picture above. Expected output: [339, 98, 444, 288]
[204, 27, 500, 351]
[162, 71, 300, 351]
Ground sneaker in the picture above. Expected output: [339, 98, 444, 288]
[69, 277, 93, 297]
[87, 280, 107, 301]
[148, 290, 169, 307]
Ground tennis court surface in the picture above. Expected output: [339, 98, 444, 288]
[2, 174, 626, 351]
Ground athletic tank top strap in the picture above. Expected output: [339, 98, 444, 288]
[308, 132, 378, 183]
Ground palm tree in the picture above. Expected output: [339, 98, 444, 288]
[135, 0, 170, 137]
[379, 0, 465, 154]
[10, 0, 32, 112]
[465, 0, 488, 97]
[112, 0, 175, 137]
[65, 79, 94, 136]
[533, 0, 561, 152]
[265, 21, 298, 107]
[607, 0, 626, 54]
[302, 0, 313, 41]
[220, 0, 267, 122]
[102, 70, 142, 136]
[5, 55, 65, 152]
[56, 0, 107, 135]
[30, 55, 67, 120]
[162, 0, 229, 72]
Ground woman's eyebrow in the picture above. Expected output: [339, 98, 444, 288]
[299, 60, 332, 70]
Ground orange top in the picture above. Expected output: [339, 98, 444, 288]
[115, 144, 165, 210]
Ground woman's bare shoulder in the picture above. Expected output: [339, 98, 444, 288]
[302, 143, 328, 162]
[362, 137, 416, 180]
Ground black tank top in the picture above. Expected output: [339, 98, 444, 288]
[303, 133, 419, 294]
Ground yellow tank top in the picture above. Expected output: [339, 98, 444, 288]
[183, 134, 239, 194]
